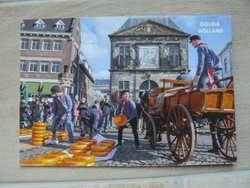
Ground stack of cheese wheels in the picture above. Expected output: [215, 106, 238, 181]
[31, 122, 47, 146]
[45, 131, 53, 140]
[26, 129, 32, 136]
[33, 155, 59, 166]
[19, 159, 44, 166]
[91, 143, 110, 157]
[99, 140, 116, 152]
[19, 129, 28, 136]
[57, 131, 68, 141]
[62, 157, 87, 166]
[46, 151, 69, 166]
[73, 153, 96, 167]
[78, 138, 97, 151]
[69, 143, 88, 155]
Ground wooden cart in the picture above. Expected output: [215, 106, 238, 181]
[143, 77, 236, 162]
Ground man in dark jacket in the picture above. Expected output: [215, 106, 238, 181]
[99, 95, 113, 133]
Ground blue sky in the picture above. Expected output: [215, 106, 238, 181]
[80, 16, 231, 79]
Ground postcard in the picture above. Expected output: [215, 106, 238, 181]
[19, 16, 236, 167]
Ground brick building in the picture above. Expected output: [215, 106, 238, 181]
[109, 17, 190, 100]
[20, 18, 94, 101]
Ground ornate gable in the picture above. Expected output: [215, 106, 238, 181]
[111, 20, 188, 37]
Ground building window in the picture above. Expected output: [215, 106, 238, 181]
[40, 61, 49, 72]
[53, 40, 62, 51]
[21, 39, 29, 50]
[31, 40, 40, 50]
[224, 58, 228, 73]
[139, 46, 159, 68]
[42, 40, 51, 51]
[29, 61, 38, 72]
[20, 60, 27, 72]
[51, 62, 60, 73]
[34, 19, 46, 29]
[118, 81, 129, 90]
[118, 46, 130, 66]
[54, 20, 65, 30]
[169, 45, 180, 67]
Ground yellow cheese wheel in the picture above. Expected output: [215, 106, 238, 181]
[19, 129, 27, 132]
[62, 158, 87, 166]
[54, 161, 64, 166]
[78, 138, 97, 145]
[73, 153, 95, 163]
[91, 150, 109, 157]
[31, 137, 45, 142]
[33, 126, 46, 131]
[33, 122, 47, 127]
[57, 132, 68, 136]
[34, 156, 59, 166]
[31, 141, 44, 146]
[19, 160, 44, 166]
[19, 129, 27, 135]
[19, 133, 27, 136]
[86, 162, 95, 167]
[70, 143, 88, 150]
[91, 144, 109, 152]
[69, 149, 87, 155]
[101, 140, 116, 146]
[32, 130, 46, 134]
[32, 133, 46, 138]
[77, 141, 93, 147]
[98, 142, 114, 150]
[26, 129, 33, 135]
[46, 152, 69, 161]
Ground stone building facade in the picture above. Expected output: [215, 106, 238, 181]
[109, 18, 190, 100]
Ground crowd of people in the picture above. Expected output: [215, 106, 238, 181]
[20, 97, 52, 128]
[19, 85, 143, 149]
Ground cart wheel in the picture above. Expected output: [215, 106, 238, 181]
[166, 104, 195, 162]
[147, 118, 157, 149]
[212, 114, 237, 161]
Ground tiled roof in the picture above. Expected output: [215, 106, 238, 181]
[21, 18, 73, 33]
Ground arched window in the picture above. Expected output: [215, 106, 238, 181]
[139, 80, 158, 98]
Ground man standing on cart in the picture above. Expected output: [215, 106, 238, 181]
[190, 35, 224, 89]
[190, 35, 224, 153]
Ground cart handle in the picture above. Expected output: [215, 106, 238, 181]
[213, 76, 233, 88]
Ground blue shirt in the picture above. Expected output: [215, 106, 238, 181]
[115, 99, 137, 121]
[196, 44, 222, 76]
[86, 106, 100, 129]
